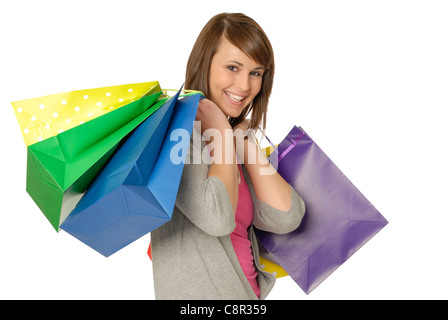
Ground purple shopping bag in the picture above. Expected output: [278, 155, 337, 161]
[255, 126, 388, 294]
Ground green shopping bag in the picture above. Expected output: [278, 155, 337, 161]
[13, 82, 164, 231]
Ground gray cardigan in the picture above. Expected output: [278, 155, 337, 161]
[151, 131, 305, 300]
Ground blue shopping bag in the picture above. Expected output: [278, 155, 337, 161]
[60, 89, 201, 257]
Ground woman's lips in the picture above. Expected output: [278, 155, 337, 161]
[224, 90, 246, 106]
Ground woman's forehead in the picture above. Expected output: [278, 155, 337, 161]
[214, 37, 265, 69]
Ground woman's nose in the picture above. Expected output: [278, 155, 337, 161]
[234, 74, 250, 92]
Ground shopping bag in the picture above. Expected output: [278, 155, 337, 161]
[12, 82, 163, 231]
[255, 126, 388, 294]
[60, 89, 201, 257]
[12, 81, 161, 146]
[259, 256, 288, 278]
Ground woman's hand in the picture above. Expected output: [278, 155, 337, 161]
[195, 98, 231, 134]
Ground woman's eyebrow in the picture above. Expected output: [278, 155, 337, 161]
[226, 60, 265, 71]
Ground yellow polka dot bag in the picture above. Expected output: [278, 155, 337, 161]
[12, 81, 163, 231]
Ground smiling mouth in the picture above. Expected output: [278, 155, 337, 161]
[225, 91, 246, 102]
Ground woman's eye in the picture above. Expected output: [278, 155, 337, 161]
[227, 65, 238, 72]
[251, 71, 262, 77]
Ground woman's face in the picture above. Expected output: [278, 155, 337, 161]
[209, 37, 264, 118]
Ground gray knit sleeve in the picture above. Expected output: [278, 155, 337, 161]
[241, 167, 306, 234]
[174, 133, 236, 237]
[253, 186, 305, 234]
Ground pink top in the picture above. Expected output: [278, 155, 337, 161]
[230, 164, 260, 298]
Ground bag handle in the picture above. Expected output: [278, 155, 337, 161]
[160, 88, 204, 100]
[256, 126, 304, 162]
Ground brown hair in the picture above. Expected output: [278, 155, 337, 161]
[185, 13, 275, 130]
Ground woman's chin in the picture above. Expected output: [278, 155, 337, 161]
[213, 98, 247, 119]
[223, 103, 247, 118]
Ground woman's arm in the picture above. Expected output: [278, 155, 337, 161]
[195, 99, 239, 214]
[234, 120, 292, 212]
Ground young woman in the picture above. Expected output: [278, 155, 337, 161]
[151, 13, 305, 300]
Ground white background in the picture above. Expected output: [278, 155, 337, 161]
[1, 0, 447, 300]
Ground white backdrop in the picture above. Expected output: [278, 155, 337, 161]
[1, 0, 447, 300]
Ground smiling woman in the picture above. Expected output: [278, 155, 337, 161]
[151, 13, 305, 300]
[185, 12, 274, 130]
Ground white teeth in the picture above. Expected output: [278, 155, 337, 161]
[225, 91, 244, 102]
